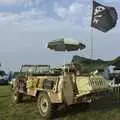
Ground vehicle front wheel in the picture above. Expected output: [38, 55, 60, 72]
[37, 92, 53, 119]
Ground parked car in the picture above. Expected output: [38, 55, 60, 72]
[108, 66, 120, 87]
[0, 70, 9, 85]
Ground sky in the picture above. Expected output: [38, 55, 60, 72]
[0, 0, 119, 71]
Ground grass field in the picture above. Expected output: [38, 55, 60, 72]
[0, 86, 120, 120]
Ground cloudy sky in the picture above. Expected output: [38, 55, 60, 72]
[0, 0, 119, 71]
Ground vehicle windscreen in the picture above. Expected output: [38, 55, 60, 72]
[36, 66, 50, 74]
[21, 66, 36, 73]
[0, 71, 6, 76]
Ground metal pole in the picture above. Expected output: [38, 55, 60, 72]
[91, 0, 94, 59]
[91, 28, 94, 58]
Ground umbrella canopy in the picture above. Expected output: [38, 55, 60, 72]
[47, 38, 86, 51]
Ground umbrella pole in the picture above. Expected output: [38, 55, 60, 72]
[64, 52, 66, 76]
[63, 51, 69, 76]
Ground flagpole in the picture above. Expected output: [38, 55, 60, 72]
[91, 0, 94, 59]
[91, 27, 94, 59]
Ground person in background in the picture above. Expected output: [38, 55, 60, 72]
[104, 65, 115, 80]
[8, 71, 13, 81]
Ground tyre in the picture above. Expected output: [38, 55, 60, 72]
[13, 92, 23, 103]
[37, 92, 53, 119]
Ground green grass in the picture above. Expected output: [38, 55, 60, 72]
[1, 86, 120, 120]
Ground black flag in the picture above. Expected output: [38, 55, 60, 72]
[91, 0, 118, 32]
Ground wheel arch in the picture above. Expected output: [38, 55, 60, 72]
[36, 90, 63, 104]
[36, 90, 48, 98]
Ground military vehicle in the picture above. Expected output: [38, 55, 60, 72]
[13, 64, 110, 119]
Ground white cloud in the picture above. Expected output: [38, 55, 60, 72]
[54, 2, 84, 18]
[23, 0, 45, 9]
[54, 2, 91, 27]
[68, 2, 84, 15]
[54, 2, 83, 18]
[55, 7, 67, 18]
[0, 0, 28, 4]
[0, 0, 16, 3]
[0, 0, 47, 23]
[0, 0, 43, 6]
[0, 8, 46, 24]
